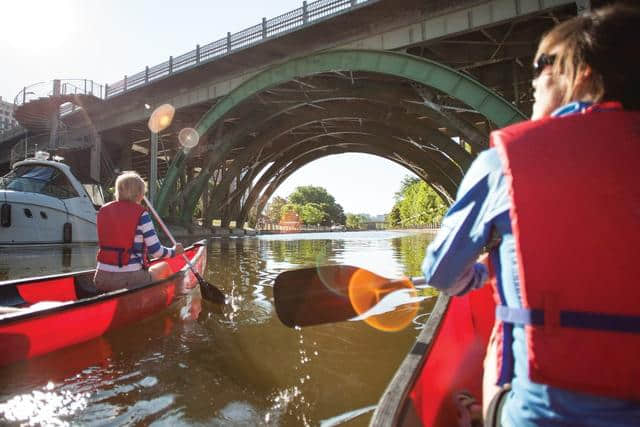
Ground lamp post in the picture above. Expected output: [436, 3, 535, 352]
[147, 104, 175, 203]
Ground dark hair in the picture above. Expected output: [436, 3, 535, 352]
[536, 3, 640, 109]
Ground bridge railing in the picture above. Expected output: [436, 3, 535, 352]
[14, 79, 103, 107]
[104, 0, 377, 98]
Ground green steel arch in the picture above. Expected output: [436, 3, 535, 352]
[156, 49, 526, 216]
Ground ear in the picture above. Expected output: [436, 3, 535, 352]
[572, 65, 597, 101]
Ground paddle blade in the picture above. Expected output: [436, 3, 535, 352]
[273, 265, 360, 327]
[198, 277, 226, 304]
[348, 270, 419, 332]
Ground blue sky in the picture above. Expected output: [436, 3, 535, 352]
[1, 0, 416, 216]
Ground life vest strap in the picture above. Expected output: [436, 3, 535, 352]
[99, 246, 125, 268]
[561, 311, 640, 334]
[497, 305, 640, 333]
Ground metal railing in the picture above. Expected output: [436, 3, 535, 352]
[10, 0, 375, 121]
[104, 0, 376, 98]
[14, 80, 104, 107]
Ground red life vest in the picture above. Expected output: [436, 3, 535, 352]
[96, 201, 147, 268]
[490, 104, 640, 401]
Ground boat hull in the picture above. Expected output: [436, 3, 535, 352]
[371, 284, 495, 426]
[0, 241, 207, 367]
[0, 191, 97, 244]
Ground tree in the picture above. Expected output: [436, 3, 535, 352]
[387, 204, 401, 228]
[390, 176, 447, 227]
[266, 196, 288, 224]
[346, 213, 366, 230]
[288, 186, 345, 225]
[300, 203, 327, 225]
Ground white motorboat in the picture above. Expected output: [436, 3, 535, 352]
[0, 151, 103, 245]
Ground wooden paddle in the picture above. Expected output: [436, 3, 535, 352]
[273, 265, 428, 328]
[143, 196, 226, 304]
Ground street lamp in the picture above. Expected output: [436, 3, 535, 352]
[147, 104, 175, 203]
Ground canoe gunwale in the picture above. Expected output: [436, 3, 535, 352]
[370, 293, 451, 426]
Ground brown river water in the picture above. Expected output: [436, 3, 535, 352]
[0, 230, 435, 426]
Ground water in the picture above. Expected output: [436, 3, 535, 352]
[0, 230, 436, 426]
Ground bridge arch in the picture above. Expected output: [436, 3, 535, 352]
[156, 49, 526, 222]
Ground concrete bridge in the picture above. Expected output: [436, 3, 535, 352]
[0, 0, 591, 229]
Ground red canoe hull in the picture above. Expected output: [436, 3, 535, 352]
[0, 241, 207, 367]
[372, 284, 495, 426]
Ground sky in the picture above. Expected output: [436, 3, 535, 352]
[1, 0, 416, 216]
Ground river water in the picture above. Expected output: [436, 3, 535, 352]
[0, 230, 436, 426]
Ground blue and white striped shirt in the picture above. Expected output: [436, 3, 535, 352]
[97, 211, 175, 272]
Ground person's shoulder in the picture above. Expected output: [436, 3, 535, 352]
[467, 148, 501, 178]
[457, 148, 502, 196]
[138, 210, 152, 224]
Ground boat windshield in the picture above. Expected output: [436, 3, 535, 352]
[83, 183, 106, 207]
[0, 165, 79, 199]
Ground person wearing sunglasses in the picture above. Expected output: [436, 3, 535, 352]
[421, 3, 640, 426]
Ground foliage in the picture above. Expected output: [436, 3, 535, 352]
[300, 203, 327, 225]
[345, 213, 367, 230]
[386, 204, 401, 228]
[288, 186, 345, 225]
[266, 196, 288, 224]
[388, 176, 447, 228]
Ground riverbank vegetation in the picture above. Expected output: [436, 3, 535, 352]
[386, 176, 447, 228]
[259, 177, 446, 230]
[264, 186, 346, 227]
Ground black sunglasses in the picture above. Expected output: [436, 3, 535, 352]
[533, 54, 556, 78]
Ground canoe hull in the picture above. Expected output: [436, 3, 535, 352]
[0, 241, 207, 367]
[372, 284, 495, 426]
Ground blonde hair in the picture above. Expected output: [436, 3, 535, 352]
[114, 171, 146, 202]
[535, 4, 640, 108]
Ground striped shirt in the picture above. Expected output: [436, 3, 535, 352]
[97, 211, 175, 272]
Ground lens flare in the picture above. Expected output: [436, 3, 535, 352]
[178, 127, 200, 149]
[347, 269, 419, 332]
[147, 104, 175, 133]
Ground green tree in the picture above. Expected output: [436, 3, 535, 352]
[266, 196, 288, 224]
[391, 176, 447, 227]
[300, 203, 327, 225]
[387, 204, 401, 228]
[288, 185, 345, 225]
[345, 213, 366, 230]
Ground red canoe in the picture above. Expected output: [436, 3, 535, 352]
[0, 240, 208, 367]
[371, 284, 495, 426]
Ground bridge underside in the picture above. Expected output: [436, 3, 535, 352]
[148, 6, 574, 227]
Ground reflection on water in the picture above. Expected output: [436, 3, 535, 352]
[0, 230, 435, 426]
[0, 244, 99, 281]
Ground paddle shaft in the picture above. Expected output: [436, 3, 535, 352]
[143, 197, 193, 266]
[143, 196, 225, 303]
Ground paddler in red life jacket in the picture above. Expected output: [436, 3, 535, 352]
[94, 171, 184, 292]
[421, 4, 640, 426]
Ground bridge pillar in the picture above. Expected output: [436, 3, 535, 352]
[48, 80, 61, 149]
[90, 133, 101, 182]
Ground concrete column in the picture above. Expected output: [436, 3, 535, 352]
[48, 80, 61, 149]
[90, 133, 102, 182]
[149, 132, 158, 203]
